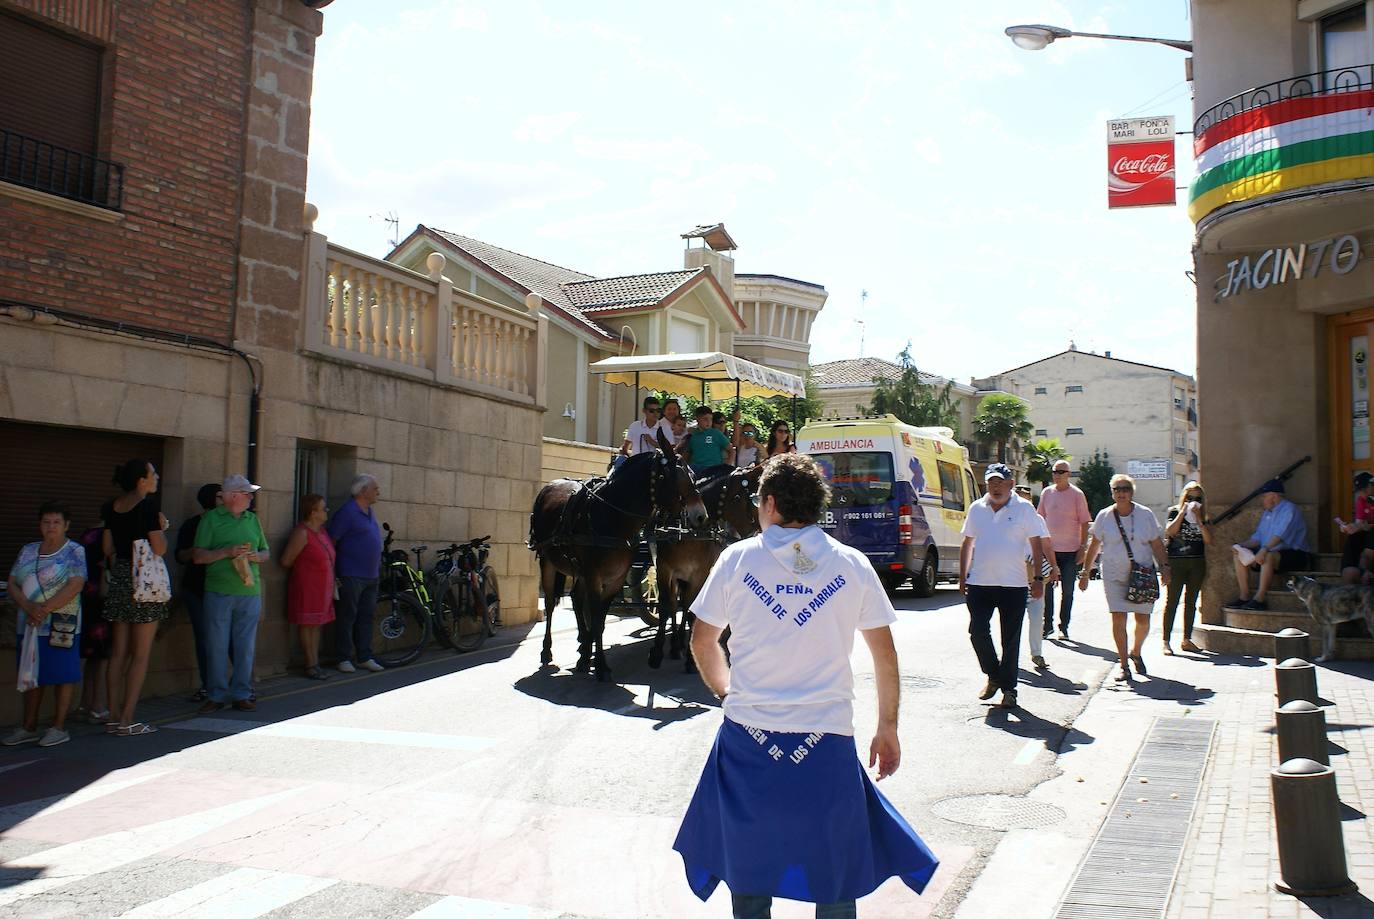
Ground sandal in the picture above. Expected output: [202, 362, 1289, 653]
[1180, 639, 1200, 653]
[87, 709, 112, 725]
[1162, 644, 1174, 656]
[112, 722, 157, 736]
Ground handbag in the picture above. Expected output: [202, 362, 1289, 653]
[131, 538, 172, 604]
[1113, 509, 1160, 604]
[16, 628, 39, 692]
[30, 553, 77, 649]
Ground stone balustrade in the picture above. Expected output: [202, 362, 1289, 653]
[302, 205, 546, 407]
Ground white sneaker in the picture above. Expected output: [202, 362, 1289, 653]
[360, 659, 385, 673]
[37, 727, 69, 747]
[2, 728, 38, 746]
[337, 660, 356, 674]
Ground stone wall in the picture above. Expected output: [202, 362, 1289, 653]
[542, 437, 616, 484]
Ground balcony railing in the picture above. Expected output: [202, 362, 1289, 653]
[1194, 64, 1374, 135]
[302, 212, 546, 407]
[1190, 450, 1199, 469]
[0, 127, 123, 210]
[1187, 406, 1198, 425]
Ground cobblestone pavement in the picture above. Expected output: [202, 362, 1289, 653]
[1168, 674, 1374, 919]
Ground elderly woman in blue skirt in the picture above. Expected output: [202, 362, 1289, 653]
[676, 453, 938, 918]
[5, 501, 85, 748]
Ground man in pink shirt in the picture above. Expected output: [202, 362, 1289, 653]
[1037, 460, 1092, 640]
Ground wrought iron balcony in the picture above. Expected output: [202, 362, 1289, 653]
[1187, 406, 1197, 425]
[1190, 450, 1199, 469]
[1194, 63, 1374, 135]
[0, 128, 124, 210]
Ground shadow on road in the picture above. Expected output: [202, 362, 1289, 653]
[981, 703, 1095, 755]
[1299, 892, 1374, 914]
[1126, 672, 1216, 705]
[515, 630, 717, 730]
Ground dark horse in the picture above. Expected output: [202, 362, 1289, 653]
[649, 464, 763, 672]
[528, 432, 707, 681]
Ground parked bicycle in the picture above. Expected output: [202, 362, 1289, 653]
[443, 534, 500, 653]
[374, 523, 437, 667]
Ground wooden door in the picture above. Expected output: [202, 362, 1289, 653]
[1329, 310, 1374, 537]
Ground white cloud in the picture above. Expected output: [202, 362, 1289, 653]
[513, 112, 582, 143]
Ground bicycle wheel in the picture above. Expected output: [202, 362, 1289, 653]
[481, 565, 502, 631]
[432, 585, 459, 650]
[448, 578, 491, 653]
[372, 591, 431, 667]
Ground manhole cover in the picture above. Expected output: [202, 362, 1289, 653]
[855, 673, 942, 690]
[932, 794, 1065, 830]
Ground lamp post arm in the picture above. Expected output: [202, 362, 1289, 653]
[1068, 30, 1193, 52]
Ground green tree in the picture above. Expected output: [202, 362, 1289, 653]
[660, 371, 824, 438]
[1025, 438, 1072, 487]
[1078, 448, 1115, 515]
[972, 393, 1033, 463]
[860, 345, 961, 431]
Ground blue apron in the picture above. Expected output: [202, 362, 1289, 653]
[674, 718, 939, 904]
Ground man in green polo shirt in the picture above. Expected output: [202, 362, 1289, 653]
[192, 474, 269, 713]
[679, 405, 735, 475]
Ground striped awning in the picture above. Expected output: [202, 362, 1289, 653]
[588, 352, 805, 399]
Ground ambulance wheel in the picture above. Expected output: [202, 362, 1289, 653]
[911, 550, 939, 598]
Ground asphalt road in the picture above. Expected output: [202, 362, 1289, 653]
[0, 583, 1124, 918]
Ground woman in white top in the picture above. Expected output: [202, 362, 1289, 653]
[1078, 474, 1170, 682]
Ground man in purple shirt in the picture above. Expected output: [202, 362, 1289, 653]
[326, 473, 385, 673]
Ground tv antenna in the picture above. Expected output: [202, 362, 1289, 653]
[855, 289, 869, 357]
[370, 210, 400, 248]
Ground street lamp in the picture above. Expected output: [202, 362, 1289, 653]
[1005, 24, 1192, 53]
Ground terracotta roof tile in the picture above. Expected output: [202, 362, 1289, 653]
[563, 269, 702, 313]
[811, 358, 965, 391]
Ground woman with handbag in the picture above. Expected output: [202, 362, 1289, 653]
[1078, 474, 1170, 682]
[4, 501, 86, 747]
[102, 458, 171, 736]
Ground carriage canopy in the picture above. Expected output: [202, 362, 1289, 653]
[588, 352, 805, 400]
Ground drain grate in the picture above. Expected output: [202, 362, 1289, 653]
[1055, 715, 1216, 919]
[932, 794, 1066, 830]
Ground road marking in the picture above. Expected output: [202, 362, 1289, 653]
[1013, 739, 1042, 766]
[164, 718, 495, 752]
[407, 895, 555, 918]
[13, 769, 173, 821]
[0, 758, 41, 776]
[114, 867, 335, 918]
[0, 787, 305, 908]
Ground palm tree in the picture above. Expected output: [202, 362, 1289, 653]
[973, 394, 1033, 464]
[1025, 438, 1072, 486]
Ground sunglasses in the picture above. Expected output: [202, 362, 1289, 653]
[1112, 486, 1133, 492]
[1053, 469, 1069, 475]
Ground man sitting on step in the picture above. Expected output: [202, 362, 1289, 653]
[1230, 479, 1311, 611]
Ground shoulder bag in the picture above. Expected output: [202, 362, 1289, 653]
[132, 538, 172, 603]
[1113, 509, 1160, 604]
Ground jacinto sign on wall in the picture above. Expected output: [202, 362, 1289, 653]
[1107, 116, 1176, 209]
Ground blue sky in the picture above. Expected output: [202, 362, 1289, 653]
[307, 2, 1199, 382]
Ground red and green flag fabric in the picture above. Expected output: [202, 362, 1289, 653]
[1189, 88, 1374, 222]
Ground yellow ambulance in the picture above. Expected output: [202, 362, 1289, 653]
[797, 415, 981, 596]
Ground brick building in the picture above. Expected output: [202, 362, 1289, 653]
[0, 0, 544, 718]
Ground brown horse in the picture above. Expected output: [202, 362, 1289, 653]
[649, 464, 762, 671]
[529, 433, 707, 681]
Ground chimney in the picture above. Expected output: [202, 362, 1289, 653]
[1105, 350, 1112, 358]
[681, 223, 737, 301]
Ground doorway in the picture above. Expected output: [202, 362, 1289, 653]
[1329, 308, 1374, 539]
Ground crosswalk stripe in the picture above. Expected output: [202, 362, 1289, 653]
[405, 895, 554, 918]
[0, 787, 304, 908]
[164, 718, 496, 752]
[114, 867, 336, 918]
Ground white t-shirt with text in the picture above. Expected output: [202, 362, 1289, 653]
[691, 524, 897, 736]
[960, 493, 1048, 587]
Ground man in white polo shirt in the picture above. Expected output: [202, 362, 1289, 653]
[959, 463, 1047, 709]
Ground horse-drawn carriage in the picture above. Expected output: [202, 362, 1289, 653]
[527, 352, 805, 682]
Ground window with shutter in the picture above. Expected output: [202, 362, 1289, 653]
[0, 10, 119, 208]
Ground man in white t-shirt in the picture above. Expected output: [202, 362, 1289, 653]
[959, 463, 1046, 709]
[675, 453, 938, 914]
[619, 396, 662, 458]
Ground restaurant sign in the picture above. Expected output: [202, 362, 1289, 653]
[1212, 234, 1363, 301]
[1107, 117, 1176, 209]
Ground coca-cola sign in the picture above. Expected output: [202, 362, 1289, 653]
[1107, 116, 1176, 209]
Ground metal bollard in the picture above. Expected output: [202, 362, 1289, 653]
[1275, 658, 1320, 706]
[1271, 758, 1358, 896]
[1275, 700, 1329, 766]
[1274, 627, 1310, 663]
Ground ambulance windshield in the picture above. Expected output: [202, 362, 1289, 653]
[811, 452, 894, 508]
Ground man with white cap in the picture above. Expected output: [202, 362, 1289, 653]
[192, 474, 270, 712]
[959, 463, 1047, 709]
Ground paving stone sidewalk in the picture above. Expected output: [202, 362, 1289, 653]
[1167, 665, 1374, 919]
